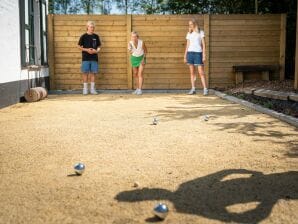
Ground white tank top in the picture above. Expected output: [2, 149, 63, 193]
[130, 39, 144, 57]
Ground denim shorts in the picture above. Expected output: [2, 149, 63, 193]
[187, 52, 203, 66]
[81, 61, 99, 73]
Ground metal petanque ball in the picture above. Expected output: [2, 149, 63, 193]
[152, 117, 158, 125]
[74, 163, 85, 175]
[153, 203, 169, 220]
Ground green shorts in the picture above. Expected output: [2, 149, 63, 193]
[130, 55, 145, 68]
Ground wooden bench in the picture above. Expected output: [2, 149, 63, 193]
[232, 65, 280, 85]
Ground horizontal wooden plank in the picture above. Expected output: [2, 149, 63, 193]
[210, 14, 281, 20]
[55, 68, 127, 74]
[55, 63, 128, 69]
[54, 47, 126, 53]
[210, 61, 279, 68]
[211, 19, 281, 26]
[134, 31, 190, 37]
[133, 21, 203, 26]
[132, 15, 204, 21]
[54, 36, 128, 42]
[55, 73, 127, 79]
[132, 26, 189, 32]
[53, 15, 126, 20]
[210, 36, 280, 42]
[55, 58, 126, 64]
[211, 41, 279, 47]
[211, 30, 280, 36]
[54, 47, 185, 53]
[211, 25, 280, 31]
[54, 25, 126, 31]
[211, 51, 280, 57]
[54, 52, 127, 58]
[55, 41, 127, 48]
[55, 79, 127, 85]
[210, 57, 279, 63]
[54, 31, 126, 37]
[210, 46, 279, 52]
[54, 20, 126, 26]
[54, 84, 128, 90]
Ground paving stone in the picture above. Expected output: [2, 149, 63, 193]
[289, 94, 298, 102]
[254, 89, 289, 100]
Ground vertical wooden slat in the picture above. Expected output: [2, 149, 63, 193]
[47, 14, 55, 89]
[295, 3, 298, 89]
[127, 14, 132, 89]
[279, 13, 286, 81]
[204, 14, 210, 88]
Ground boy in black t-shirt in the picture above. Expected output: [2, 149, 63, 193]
[78, 21, 101, 95]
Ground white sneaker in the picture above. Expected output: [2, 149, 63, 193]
[203, 88, 209, 96]
[132, 89, 139, 95]
[90, 89, 98, 95]
[83, 88, 88, 95]
[187, 89, 196, 95]
[136, 89, 142, 95]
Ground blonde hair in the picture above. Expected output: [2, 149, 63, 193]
[131, 31, 139, 38]
[86, 21, 95, 27]
[189, 18, 200, 33]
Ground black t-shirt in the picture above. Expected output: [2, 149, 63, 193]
[78, 33, 101, 61]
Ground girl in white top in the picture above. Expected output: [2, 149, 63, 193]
[184, 19, 208, 95]
[128, 31, 147, 95]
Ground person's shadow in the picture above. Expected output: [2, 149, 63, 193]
[115, 169, 298, 223]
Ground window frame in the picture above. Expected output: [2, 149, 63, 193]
[19, 0, 35, 67]
[39, 0, 48, 65]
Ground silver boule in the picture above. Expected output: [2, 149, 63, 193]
[153, 203, 169, 220]
[152, 117, 158, 125]
[74, 163, 85, 175]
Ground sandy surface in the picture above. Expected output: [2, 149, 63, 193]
[0, 94, 297, 224]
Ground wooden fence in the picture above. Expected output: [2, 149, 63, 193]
[48, 14, 286, 90]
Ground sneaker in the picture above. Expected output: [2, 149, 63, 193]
[83, 88, 88, 95]
[90, 89, 98, 95]
[136, 89, 142, 95]
[132, 89, 139, 95]
[203, 88, 209, 96]
[187, 89, 196, 95]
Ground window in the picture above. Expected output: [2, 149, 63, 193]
[40, 0, 48, 65]
[20, 0, 35, 66]
[19, 0, 48, 67]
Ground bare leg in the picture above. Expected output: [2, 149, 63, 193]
[189, 65, 195, 88]
[90, 73, 95, 83]
[83, 74, 88, 83]
[198, 66, 207, 89]
[133, 67, 138, 89]
[137, 64, 144, 90]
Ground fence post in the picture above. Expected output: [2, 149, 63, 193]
[204, 14, 210, 88]
[127, 14, 132, 89]
[279, 13, 286, 81]
[47, 14, 55, 90]
[295, 4, 298, 89]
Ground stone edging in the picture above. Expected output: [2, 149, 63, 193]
[214, 90, 298, 128]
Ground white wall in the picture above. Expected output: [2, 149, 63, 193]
[0, 0, 49, 85]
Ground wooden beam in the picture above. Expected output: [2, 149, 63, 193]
[279, 14, 286, 81]
[204, 14, 210, 88]
[295, 2, 298, 89]
[126, 14, 132, 89]
[47, 14, 55, 90]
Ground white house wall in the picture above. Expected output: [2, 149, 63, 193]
[0, 0, 49, 108]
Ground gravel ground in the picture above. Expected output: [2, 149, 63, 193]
[0, 94, 297, 224]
